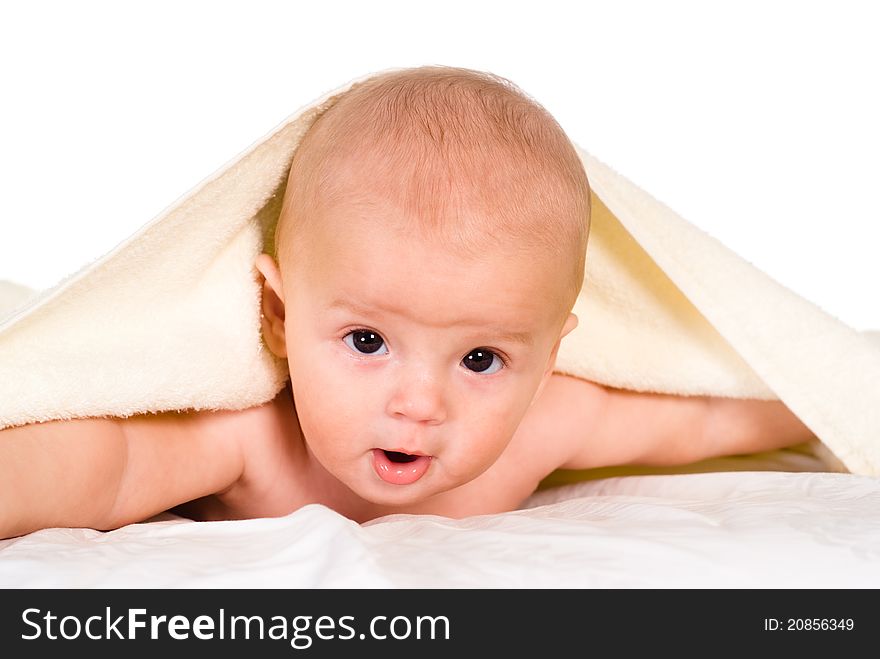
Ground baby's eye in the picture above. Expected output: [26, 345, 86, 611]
[343, 329, 388, 356]
[462, 348, 503, 375]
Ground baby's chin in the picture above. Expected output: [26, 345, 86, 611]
[349, 465, 464, 511]
[328, 451, 484, 512]
[355, 479, 445, 509]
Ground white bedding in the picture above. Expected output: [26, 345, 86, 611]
[3, 464, 878, 588]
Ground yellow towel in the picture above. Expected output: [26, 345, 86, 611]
[2, 67, 878, 474]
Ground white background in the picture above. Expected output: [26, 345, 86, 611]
[1, 0, 877, 329]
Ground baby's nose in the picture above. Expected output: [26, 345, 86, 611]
[386, 373, 447, 424]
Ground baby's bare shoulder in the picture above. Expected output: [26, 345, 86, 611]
[507, 374, 609, 473]
[172, 396, 314, 520]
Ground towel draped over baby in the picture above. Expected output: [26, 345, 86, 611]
[2, 67, 878, 474]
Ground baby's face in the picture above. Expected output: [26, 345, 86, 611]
[259, 195, 577, 508]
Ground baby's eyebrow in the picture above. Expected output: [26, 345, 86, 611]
[487, 330, 534, 346]
[328, 298, 535, 345]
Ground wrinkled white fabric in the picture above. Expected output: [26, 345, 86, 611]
[3, 471, 878, 588]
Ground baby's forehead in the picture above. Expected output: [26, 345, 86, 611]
[325, 287, 547, 345]
[314, 239, 564, 326]
[288, 183, 560, 274]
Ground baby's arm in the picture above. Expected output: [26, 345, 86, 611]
[0, 418, 127, 538]
[0, 411, 244, 539]
[532, 374, 816, 470]
[105, 409, 245, 528]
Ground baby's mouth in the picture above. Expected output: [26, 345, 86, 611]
[371, 449, 433, 485]
[382, 450, 420, 464]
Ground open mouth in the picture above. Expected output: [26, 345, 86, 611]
[371, 449, 432, 485]
[383, 450, 420, 463]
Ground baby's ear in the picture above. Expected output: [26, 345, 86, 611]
[547, 313, 578, 365]
[254, 253, 287, 358]
[560, 312, 578, 338]
[532, 313, 579, 406]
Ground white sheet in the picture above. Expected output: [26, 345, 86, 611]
[3, 468, 878, 588]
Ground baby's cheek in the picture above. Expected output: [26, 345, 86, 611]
[480, 400, 525, 440]
[302, 391, 353, 437]
[466, 423, 515, 466]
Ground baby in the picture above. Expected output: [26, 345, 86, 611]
[0, 66, 817, 538]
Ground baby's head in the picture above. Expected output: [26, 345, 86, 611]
[255, 65, 591, 507]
